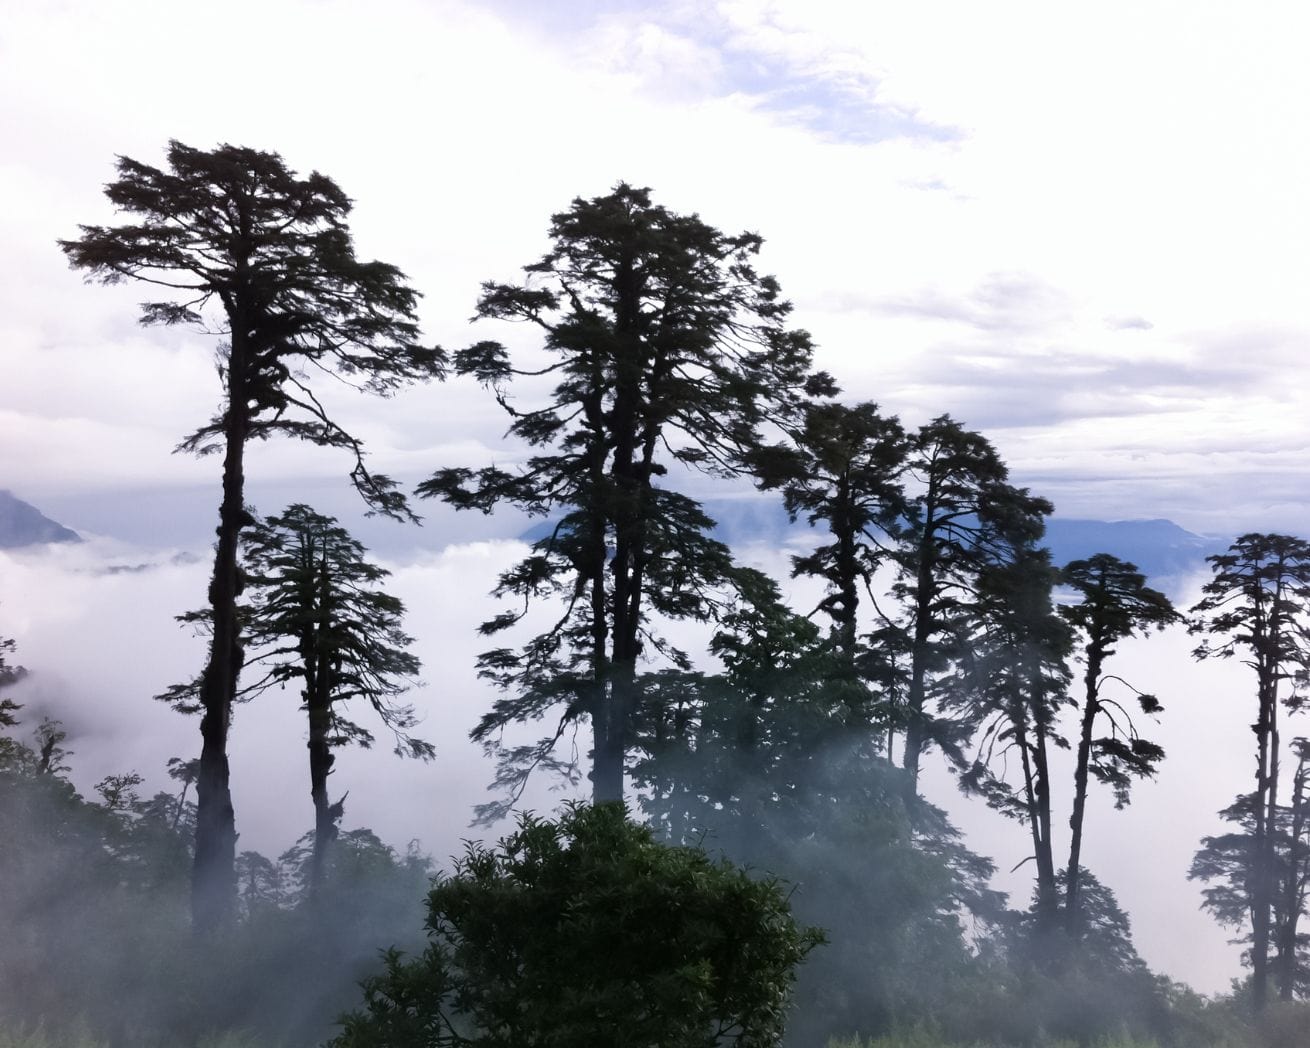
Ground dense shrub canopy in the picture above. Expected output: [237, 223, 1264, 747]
[332, 803, 822, 1048]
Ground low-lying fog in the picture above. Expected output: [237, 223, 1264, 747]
[0, 521, 1253, 994]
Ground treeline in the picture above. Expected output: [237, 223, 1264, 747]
[2, 139, 1307, 1045]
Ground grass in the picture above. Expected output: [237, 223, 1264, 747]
[0, 1025, 277, 1048]
[827, 1035, 1167, 1048]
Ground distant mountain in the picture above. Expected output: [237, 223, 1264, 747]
[1043, 518, 1224, 583]
[0, 491, 81, 548]
[519, 497, 1224, 589]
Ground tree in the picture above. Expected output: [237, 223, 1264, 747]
[757, 399, 909, 732]
[238, 504, 430, 893]
[632, 570, 1004, 1044]
[1059, 554, 1177, 935]
[1001, 869, 1166, 1044]
[1273, 739, 1310, 999]
[0, 633, 25, 766]
[881, 416, 1052, 799]
[960, 546, 1073, 933]
[1191, 741, 1310, 1002]
[1190, 533, 1310, 1009]
[62, 141, 444, 930]
[330, 803, 821, 1048]
[419, 183, 830, 808]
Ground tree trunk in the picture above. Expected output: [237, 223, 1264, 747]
[1065, 645, 1104, 933]
[900, 542, 936, 801]
[1015, 682, 1058, 936]
[308, 703, 336, 895]
[1031, 709, 1058, 931]
[834, 472, 859, 660]
[191, 362, 248, 933]
[1275, 755, 1307, 1000]
[1250, 671, 1276, 1010]
[588, 524, 617, 804]
[593, 245, 644, 808]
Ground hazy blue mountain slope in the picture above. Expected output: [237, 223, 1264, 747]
[1042, 517, 1226, 582]
[0, 491, 80, 548]
[520, 497, 1225, 589]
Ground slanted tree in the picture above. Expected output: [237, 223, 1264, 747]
[1190, 533, 1310, 1009]
[239, 504, 429, 894]
[61, 142, 444, 930]
[883, 416, 1052, 799]
[1059, 554, 1177, 935]
[420, 183, 830, 808]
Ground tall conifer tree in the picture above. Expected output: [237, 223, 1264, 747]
[61, 142, 443, 930]
[885, 416, 1051, 799]
[1059, 554, 1175, 934]
[1190, 533, 1310, 1009]
[421, 183, 830, 808]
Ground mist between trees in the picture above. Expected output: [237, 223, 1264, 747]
[2, 140, 1308, 1047]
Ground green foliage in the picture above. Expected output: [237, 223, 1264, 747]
[332, 803, 821, 1048]
[0, 704, 431, 1047]
[1190, 534, 1310, 1007]
[418, 183, 829, 809]
[59, 141, 445, 510]
[757, 399, 908, 686]
[63, 139, 445, 930]
[633, 575, 1002, 1046]
[877, 416, 1053, 794]
[237, 505, 427, 750]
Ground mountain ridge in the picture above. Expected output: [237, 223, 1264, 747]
[519, 498, 1225, 590]
[0, 490, 80, 548]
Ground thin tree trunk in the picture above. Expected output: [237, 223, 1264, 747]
[594, 245, 643, 808]
[1065, 645, 1104, 933]
[1251, 670, 1275, 1010]
[308, 556, 336, 895]
[588, 524, 617, 803]
[191, 368, 248, 933]
[834, 473, 859, 660]
[1032, 710, 1058, 930]
[1275, 754, 1308, 1000]
[308, 703, 336, 895]
[901, 546, 935, 800]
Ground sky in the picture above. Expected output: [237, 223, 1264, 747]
[2, 0, 1309, 995]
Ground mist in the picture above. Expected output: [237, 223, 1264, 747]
[0, 523, 1262, 1005]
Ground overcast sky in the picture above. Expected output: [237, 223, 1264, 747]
[2, 0, 1307, 996]
[4, 0, 1310, 535]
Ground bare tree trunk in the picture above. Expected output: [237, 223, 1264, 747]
[1251, 674, 1276, 1010]
[1065, 647, 1104, 933]
[308, 704, 337, 895]
[192, 357, 248, 933]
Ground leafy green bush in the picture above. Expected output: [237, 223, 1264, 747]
[332, 803, 822, 1048]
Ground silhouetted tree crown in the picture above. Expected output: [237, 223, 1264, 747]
[419, 183, 831, 811]
[241, 505, 429, 893]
